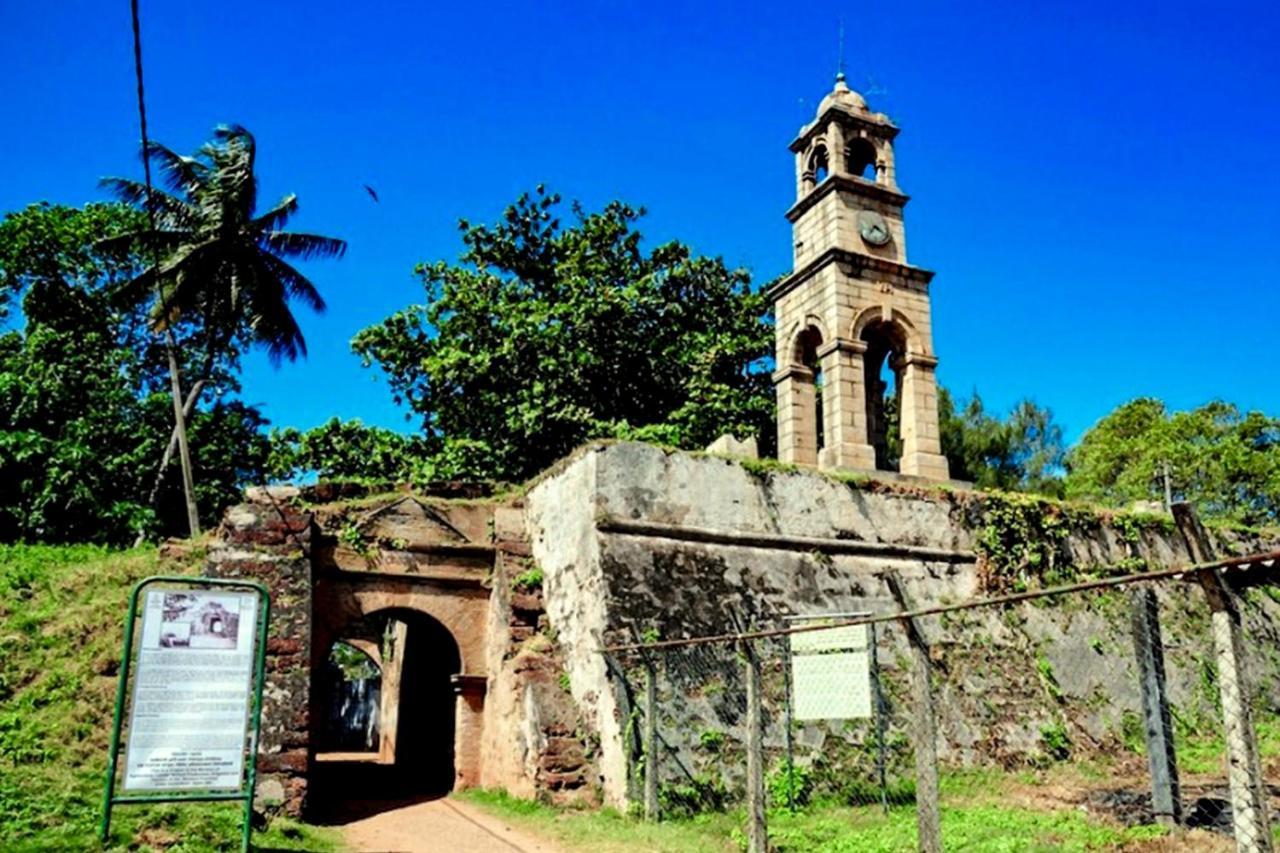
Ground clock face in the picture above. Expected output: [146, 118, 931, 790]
[857, 210, 892, 247]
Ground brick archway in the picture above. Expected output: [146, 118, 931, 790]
[312, 577, 489, 797]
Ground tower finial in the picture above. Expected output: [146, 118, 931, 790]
[836, 18, 846, 83]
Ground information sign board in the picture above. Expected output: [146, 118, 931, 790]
[789, 623, 871, 720]
[101, 576, 269, 853]
[123, 589, 260, 791]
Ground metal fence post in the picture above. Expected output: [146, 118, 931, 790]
[643, 654, 659, 822]
[1129, 586, 1182, 826]
[1173, 503, 1273, 852]
[742, 637, 768, 853]
[886, 572, 942, 853]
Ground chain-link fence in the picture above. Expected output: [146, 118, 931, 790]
[601, 543, 1280, 852]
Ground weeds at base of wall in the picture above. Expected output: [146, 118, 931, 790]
[658, 776, 731, 818]
[767, 763, 814, 810]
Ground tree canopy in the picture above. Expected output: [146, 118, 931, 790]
[0, 202, 271, 543]
[939, 390, 1066, 496]
[102, 125, 346, 367]
[352, 187, 774, 481]
[1064, 398, 1280, 526]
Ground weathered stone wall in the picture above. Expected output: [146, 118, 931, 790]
[478, 505, 600, 804]
[525, 442, 1280, 807]
[205, 442, 1278, 814]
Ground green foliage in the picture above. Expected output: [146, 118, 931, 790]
[939, 389, 1067, 496]
[329, 640, 379, 681]
[269, 417, 424, 483]
[337, 521, 374, 559]
[461, 782, 1170, 853]
[352, 186, 775, 481]
[657, 775, 730, 817]
[968, 492, 1073, 593]
[512, 565, 544, 591]
[1119, 710, 1145, 754]
[0, 544, 341, 851]
[1065, 397, 1280, 526]
[1039, 722, 1071, 760]
[0, 202, 271, 543]
[768, 762, 815, 810]
[0, 201, 144, 319]
[1036, 655, 1064, 701]
[102, 125, 345, 365]
[696, 729, 725, 752]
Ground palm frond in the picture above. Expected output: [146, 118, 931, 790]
[98, 177, 197, 227]
[249, 195, 298, 232]
[256, 252, 327, 313]
[96, 228, 196, 256]
[244, 271, 307, 365]
[143, 141, 210, 196]
[260, 231, 348, 262]
[210, 125, 257, 216]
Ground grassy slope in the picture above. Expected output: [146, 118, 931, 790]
[0, 543, 343, 852]
[458, 765, 1220, 853]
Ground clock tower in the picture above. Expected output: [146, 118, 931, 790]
[769, 75, 950, 480]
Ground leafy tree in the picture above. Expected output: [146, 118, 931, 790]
[0, 202, 272, 544]
[101, 125, 346, 534]
[1065, 398, 1280, 525]
[0, 202, 144, 320]
[269, 419, 425, 483]
[927, 388, 1067, 495]
[352, 187, 773, 481]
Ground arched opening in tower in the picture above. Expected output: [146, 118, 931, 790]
[860, 320, 906, 472]
[795, 325, 825, 454]
[312, 608, 462, 818]
[846, 137, 878, 182]
[807, 145, 830, 189]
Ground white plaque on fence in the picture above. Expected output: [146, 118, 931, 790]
[122, 589, 259, 791]
[790, 623, 871, 720]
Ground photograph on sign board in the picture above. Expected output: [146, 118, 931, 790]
[156, 593, 243, 650]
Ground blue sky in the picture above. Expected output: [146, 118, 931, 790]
[2, 0, 1277, 443]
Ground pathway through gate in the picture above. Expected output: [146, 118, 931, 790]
[337, 796, 562, 853]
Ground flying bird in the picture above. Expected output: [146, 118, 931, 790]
[363, 184, 379, 203]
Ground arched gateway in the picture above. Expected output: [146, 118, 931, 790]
[208, 488, 588, 819]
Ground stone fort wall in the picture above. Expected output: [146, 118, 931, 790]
[525, 442, 1280, 807]
[204, 441, 1280, 814]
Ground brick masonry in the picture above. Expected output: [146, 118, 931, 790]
[203, 487, 598, 817]
[206, 496, 315, 816]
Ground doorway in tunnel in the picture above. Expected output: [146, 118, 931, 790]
[313, 607, 462, 813]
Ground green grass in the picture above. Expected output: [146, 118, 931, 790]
[0, 543, 344, 852]
[459, 782, 1169, 853]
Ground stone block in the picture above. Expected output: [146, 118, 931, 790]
[494, 507, 526, 541]
[704, 434, 759, 459]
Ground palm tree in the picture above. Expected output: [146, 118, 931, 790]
[102, 125, 346, 539]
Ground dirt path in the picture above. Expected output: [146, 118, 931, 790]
[337, 797, 565, 853]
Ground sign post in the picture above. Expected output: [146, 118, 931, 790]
[101, 575, 270, 853]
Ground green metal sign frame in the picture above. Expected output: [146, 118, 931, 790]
[100, 575, 271, 852]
